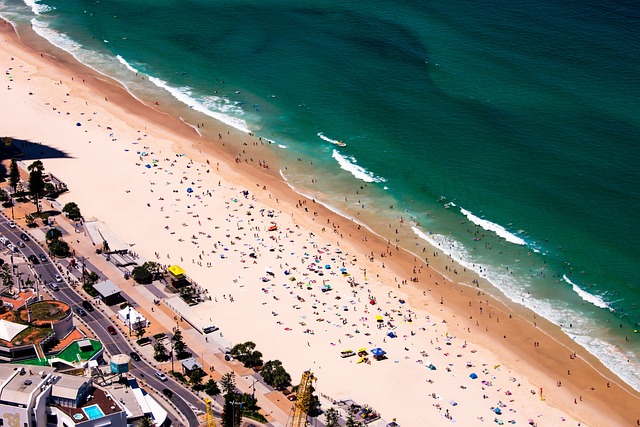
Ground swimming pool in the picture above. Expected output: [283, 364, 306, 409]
[83, 404, 105, 420]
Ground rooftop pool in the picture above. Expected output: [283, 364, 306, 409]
[83, 404, 105, 420]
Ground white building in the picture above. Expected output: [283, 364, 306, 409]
[0, 364, 126, 427]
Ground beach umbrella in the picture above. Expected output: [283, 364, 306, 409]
[470, 373, 478, 379]
[494, 408, 502, 415]
[376, 316, 384, 322]
[187, 187, 193, 193]
[76, 122, 81, 126]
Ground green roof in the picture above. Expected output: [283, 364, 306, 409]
[14, 338, 103, 366]
[57, 339, 103, 363]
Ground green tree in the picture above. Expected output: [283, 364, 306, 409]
[260, 360, 291, 389]
[189, 369, 204, 389]
[219, 372, 236, 395]
[62, 202, 82, 220]
[172, 329, 186, 358]
[204, 379, 221, 397]
[345, 412, 364, 427]
[46, 227, 62, 242]
[27, 160, 45, 213]
[24, 213, 35, 227]
[8, 158, 20, 194]
[48, 239, 70, 257]
[230, 341, 263, 368]
[135, 325, 146, 341]
[131, 265, 153, 284]
[153, 341, 168, 362]
[325, 407, 340, 427]
[0, 189, 8, 203]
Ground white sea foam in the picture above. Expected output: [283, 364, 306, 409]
[412, 225, 640, 391]
[116, 55, 140, 74]
[318, 132, 341, 145]
[563, 275, 611, 311]
[30, 19, 83, 55]
[146, 75, 251, 133]
[331, 150, 386, 183]
[459, 207, 527, 246]
[22, 0, 54, 15]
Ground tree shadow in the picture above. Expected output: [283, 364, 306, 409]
[0, 138, 72, 169]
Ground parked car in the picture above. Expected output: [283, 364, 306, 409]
[28, 255, 39, 264]
[162, 388, 173, 398]
[76, 307, 87, 316]
[7, 244, 17, 252]
[203, 324, 219, 334]
[155, 371, 168, 382]
[7, 221, 16, 228]
[107, 326, 117, 335]
[130, 352, 141, 362]
[20, 233, 29, 242]
[39, 253, 47, 262]
[48, 283, 59, 291]
[82, 300, 94, 312]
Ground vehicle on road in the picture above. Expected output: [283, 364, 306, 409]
[39, 253, 47, 262]
[55, 274, 63, 282]
[82, 300, 94, 312]
[130, 352, 141, 361]
[107, 326, 117, 335]
[7, 244, 17, 252]
[162, 388, 173, 398]
[48, 283, 59, 291]
[7, 222, 16, 228]
[28, 255, 39, 264]
[20, 233, 29, 242]
[17, 241, 25, 248]
[203, 324, 219, 334]
[76, 307, 87, 316]
[0, 237, 8, 245]
[155, 371, 168, 381]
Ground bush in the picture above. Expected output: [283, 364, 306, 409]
[83, 283, 98, 297]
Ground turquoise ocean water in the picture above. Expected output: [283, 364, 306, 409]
[2, 0, 639, 389]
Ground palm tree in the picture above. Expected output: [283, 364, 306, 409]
[153, 341, 168, 362]
[0, 264, 13, 294]
[27, 160, 45, 213]
[8, 159, 20, 194]
[138, 416, 154, 427]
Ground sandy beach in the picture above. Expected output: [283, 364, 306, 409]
[2, 20, 639, 426]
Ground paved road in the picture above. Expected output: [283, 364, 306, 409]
[0, 217, 204, 427]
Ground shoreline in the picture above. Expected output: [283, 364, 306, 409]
[2, 18, 639, 426]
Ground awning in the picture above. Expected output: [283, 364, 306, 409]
[168, 265, 185, 276]
[370, 348, 386, 357]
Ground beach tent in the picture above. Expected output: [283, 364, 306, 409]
[370, 348, 386, 358]
[376, 315, 384, 322]
[470, 373, 478, 379]
[387, 331, 397, 338]
[187, 187, 193, 193]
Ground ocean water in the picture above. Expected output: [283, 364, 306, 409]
[2, 0, 640, 389]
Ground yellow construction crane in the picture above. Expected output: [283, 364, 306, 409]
[288, 370, 315, 427]
[204, 397, 217, 427]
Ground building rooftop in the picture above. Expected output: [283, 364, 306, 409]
[0, 365, 55, 407]
[93, 280, 121, 297]
[54, 386, 122, 422]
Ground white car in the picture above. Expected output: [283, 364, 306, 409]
[6, 244, 17, 252]
[155, 371, 168, 381]
[55, 274, 63, 282]
[7, 222, 16, 228]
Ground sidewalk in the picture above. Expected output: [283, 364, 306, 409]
[43, 210, 294, 425]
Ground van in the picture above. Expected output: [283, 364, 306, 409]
[203, 325, 219, 334]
